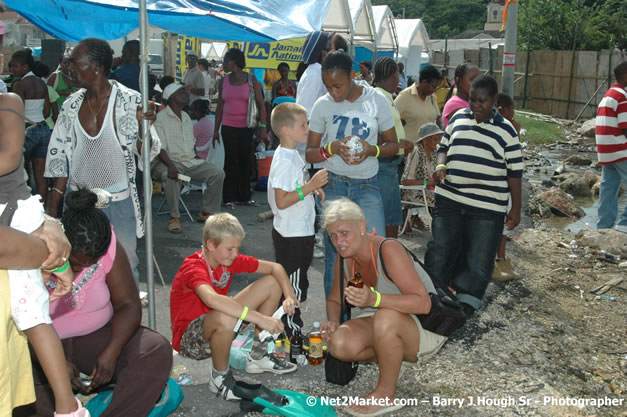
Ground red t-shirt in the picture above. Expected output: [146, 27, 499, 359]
[170, 250, 259, 351]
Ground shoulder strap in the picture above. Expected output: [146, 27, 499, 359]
[338, 256, 349, 323]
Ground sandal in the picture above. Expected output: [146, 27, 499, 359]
[224, 202, 237, 209]
[237, 200, 259, 207]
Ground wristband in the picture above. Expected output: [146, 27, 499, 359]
[52, 260, 70, 274]
[234, 305, 249, 332]
[259, 124, 267, 128]
[319, 147, 329, 160]
[295, 180, 304, 200]
[327, 142, 334, 156]
[374, 145, 380, 158]
[435, 164, 447, 171]
[370, 287, 381, 308]
[52, 187, 65, 196]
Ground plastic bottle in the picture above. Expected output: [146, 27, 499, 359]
[257, 141, 266, 154]
[289, 329, 303, 364]
[273, 334, 286, 361]
[308, 322, 323, 366]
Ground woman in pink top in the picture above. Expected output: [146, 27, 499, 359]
[442, 63, 480, 127]
[16, 189, 172, 417]
[212, 48, 267, 207]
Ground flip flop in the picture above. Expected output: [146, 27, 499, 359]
[343, 403, 404, 417]
[224, 202, 237, 209]
[239, 388, 337, 417]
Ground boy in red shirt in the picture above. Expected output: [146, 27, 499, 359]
[170, 213, 298, 400]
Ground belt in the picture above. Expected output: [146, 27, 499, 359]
[110, 188, 130, 202]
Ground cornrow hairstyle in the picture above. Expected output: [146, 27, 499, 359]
[496, 92, 514, 109]
[321, 50, 353, 75]
[79, 38, 114, 76]
[419, 65, 442, 84]
[62, 189, 112, 261]
[444, 61, 478, 104]
[190, 98, 210, 116]
[471, 74, 498, 97]
[373, 57, 398, 87]
[11, 49, 35, 70]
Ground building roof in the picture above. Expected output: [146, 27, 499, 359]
[450, 30, 503, 40]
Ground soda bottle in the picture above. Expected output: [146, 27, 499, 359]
[289, 329, 303, 364]
[347, 272, 363, 308]
[308, 322, 323, 366]
[273, 334, 286, 361]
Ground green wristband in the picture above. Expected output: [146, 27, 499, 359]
[52, 260, 70, 274]
[296, 180, 304, 200]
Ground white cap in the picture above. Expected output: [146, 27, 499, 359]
[162, 83, 184, 100]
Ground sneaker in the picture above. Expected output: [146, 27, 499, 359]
[197, 211, 211, 223]
[313, 246, 324, 258]
[615, 224, 627, 234]
[314, 231, 324, 248]
[245, 352, 297, 375]
[493, 259, 521, 281]
[54, 398, 90, 417]
[209, 368, 240, 401]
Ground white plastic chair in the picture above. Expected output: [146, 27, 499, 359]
[399, 184, 432, 236]
[156, 175, 194, 222]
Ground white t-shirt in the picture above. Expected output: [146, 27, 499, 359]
[309, 86, 395, 179]
[268, 146, 315, 237]
[296, 63, 327, 168]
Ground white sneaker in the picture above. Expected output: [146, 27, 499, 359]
[245, 352, 297, 374]
[313, 246, 324, 258]
[314, 231, 324, 248]
[615, 224, 627, 233]
[209, 368, 240, 401]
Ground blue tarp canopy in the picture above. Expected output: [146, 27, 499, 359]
[4, 0, 331, 42]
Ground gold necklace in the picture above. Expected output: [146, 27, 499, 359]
[86, 84, 111, 124]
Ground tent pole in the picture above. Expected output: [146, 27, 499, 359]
[139, 0, 156, 330]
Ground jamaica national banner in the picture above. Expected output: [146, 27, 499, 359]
[226, 38, 305, 70]
[175, 36, 200, 83]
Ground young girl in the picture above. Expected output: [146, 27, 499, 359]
[0, 92, 89, 417]
[442, 62, 480, 128]
[305, 50, 399, 297]
[492, 93, 522, 280]
[189, 98, 215, 160]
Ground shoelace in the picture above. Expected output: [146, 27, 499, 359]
[215, 370, 237, 399]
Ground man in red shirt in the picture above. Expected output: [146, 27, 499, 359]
[595, 61, 627, 231]
[170, 213, 298, 400]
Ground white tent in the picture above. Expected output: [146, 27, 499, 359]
[395, 19, 430, 76]
[372, 5, 398, 56]
[322, 0, 353, 44]
[348, 0, 376, 52]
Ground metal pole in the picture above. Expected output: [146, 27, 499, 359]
[522, 48, 530, 108]
[444, 37, 448, 68]
[501, 1, 518, 97]
[488, 42, 493, 76]
[138, 0, 156, 330]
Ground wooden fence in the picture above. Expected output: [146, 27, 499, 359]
[432, 47, 625, 120]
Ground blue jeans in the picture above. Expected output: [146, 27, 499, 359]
[100, 196, 139, 286]
[377, 156, 403, 227]
[321, 172, 385, 298]
[23, 122, 52, 160]
[597, 160, 627, 229]
[424, 195, 504, 310]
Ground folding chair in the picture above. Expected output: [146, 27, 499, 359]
[399, 184, 432, 236]
[155, 176, 194, 222]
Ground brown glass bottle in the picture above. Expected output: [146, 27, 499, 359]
[346, 272, 363, 308]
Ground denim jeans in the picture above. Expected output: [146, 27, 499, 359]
[377, 155, 403, 226]
[597, 160, 627, 229]
[424, 195, 504, 310]
[23, 122, 52, 160]
[321, 172, 385, 298]
[100, 196, 139, 287]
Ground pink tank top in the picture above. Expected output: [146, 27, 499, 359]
[222, 74, 250, 128]
[49, 228, 117, 339]
[442, 95, 469, 128]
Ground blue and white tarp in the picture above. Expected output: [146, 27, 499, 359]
[4, 0, 331, 42]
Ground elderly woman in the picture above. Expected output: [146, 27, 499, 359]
[321, 198, 447, 417]
[212, 48, 267, 207]
[14, 189, 172, 417]
[401, 122, 444, 231]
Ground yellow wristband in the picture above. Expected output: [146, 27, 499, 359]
[370, 287, 381, 308]
[327, 142, 333, 156]
[374, 145, 380, 158]
[435, 164, 447, 171]
[240, 305, 249, 321]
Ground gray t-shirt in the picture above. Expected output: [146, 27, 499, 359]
[309, 86, 395, 179]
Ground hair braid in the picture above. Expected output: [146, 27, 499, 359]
[373, 57, 398, 87]
[79, 38, 114, 76]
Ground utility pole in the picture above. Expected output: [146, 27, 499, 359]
[501, 1, 518, 97]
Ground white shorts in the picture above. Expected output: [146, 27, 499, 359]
[1, 196, 51, 331]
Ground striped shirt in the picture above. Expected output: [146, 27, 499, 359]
[595, 84, 627, 165]
[436, 108, 523, 214]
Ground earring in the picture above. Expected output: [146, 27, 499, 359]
[96, 71, 99, 75]
[360, 232, 364, 236]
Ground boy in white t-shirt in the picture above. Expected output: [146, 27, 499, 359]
[268, 103, 328, 335]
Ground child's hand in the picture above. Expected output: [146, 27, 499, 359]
[313, 188, 326, 204]
[309, 168, 328, 189]
[49, 267, 74, 301]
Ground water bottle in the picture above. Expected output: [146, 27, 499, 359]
[273, 335, 286, 361]
[256, 141, 266, 153]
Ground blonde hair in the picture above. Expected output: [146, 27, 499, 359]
[270, 102, 307, 139]
[322, 198, 365, 229]
[202, 212, 245, 247]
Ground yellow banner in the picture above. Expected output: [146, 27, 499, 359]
[225, 38, 305, 70]
[175, 36, 199, 83]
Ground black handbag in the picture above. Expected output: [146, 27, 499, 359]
[324, 257, 358, 385]
[378, 239, 467, 337]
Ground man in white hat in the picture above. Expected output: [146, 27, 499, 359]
[183, 52, 205, 105]
[152, 83, 225, 233]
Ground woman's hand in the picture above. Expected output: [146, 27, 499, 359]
[136, 101, 157, 125]
[88, 349, 118, 391]
[399, 139, 414, 156]
[349, 139, 374, 165]
[258, 126, 267, 142]
[48, 267, 74, 301]
[434, 167, 446, 184]
[281, 294, 299, 316]
[32, 220, 71, 271]
[212, 131, 221, 148]
[345, 285, 375, 308]
[313, 188, 326, 204]
[334, 137, 355, 165]
[66, 361, 84, 392]
[320, 320, 339, 340]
